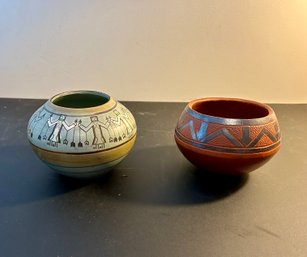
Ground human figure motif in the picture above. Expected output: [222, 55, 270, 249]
[78, 116, 110, 149]
[111, 109, 134, 136]
[106, 116, 121, 142]
[28, 108, 46, 137]
[47, 115, 76, 147]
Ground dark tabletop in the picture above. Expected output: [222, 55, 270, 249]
[0, 98, 306, 257]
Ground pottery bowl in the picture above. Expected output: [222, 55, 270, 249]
[175, 97, 281, 175]
[27, 90, 137, 178]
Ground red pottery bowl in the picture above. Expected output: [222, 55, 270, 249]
[174, 97, 281, 175]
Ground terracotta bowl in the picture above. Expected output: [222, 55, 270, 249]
[175, 97, 281, 175]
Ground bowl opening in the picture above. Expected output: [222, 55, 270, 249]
[192, 99, 269, 119]
[51, 91, 110, 108]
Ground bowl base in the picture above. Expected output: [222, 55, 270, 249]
[44, 156, 126, 178]
[175, 134, 280, 175]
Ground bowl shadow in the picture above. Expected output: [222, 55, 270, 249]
[0, 144, 112, 207]
[0, 144, 249, 207]
[97, 145, 249, 206]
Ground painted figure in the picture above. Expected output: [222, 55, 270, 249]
[111, 109, 134, 136]
[28, 108, 46, 137]
[106, 115, 124, 142]
[47, 115, 76, 146]
[78, 116, 110, 149]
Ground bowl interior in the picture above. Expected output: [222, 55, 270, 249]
[192, 99, 269, 119]
[51, 91, 110, 108]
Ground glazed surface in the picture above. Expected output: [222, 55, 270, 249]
[175, 98, 281, 174]
[176, 105, 281, 154]
[28, 100, 137, 153]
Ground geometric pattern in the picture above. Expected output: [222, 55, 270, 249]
[176, 110, 281, 153]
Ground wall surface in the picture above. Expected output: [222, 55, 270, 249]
[0, 0, 306, 102]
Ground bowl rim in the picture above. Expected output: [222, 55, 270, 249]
[187, 97, 276, 126]
[46, 90, 117, 115]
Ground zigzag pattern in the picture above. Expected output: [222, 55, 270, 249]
[247, 127, 278, 147]
[177, 119, 279, 148]
[179, 120, 208, 141]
